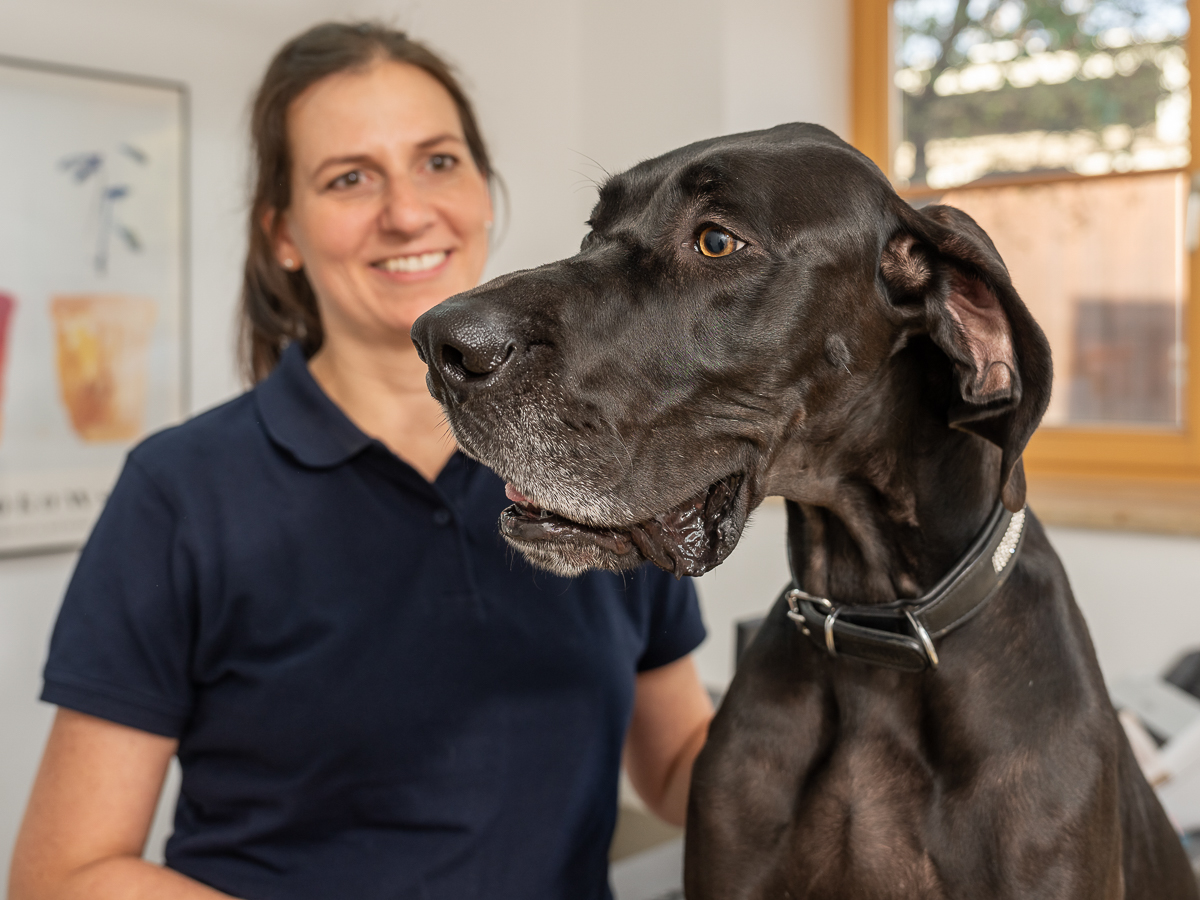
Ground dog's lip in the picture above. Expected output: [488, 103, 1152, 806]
[499, 473, 746, 578]
[504, 482, 533, 505]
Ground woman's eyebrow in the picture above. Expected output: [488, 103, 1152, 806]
[312, 135, 466, 177]
[415, 133, 466, 150]
[313, 154, 375, 177]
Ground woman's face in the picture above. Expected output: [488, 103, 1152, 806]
[273, 60, 493, 348]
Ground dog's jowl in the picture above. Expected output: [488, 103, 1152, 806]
[412, 124, 1197, 899]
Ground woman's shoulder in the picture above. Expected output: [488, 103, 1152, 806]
[126, 390, 265, 483]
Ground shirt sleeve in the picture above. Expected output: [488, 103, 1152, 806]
[41, 454, 196, 738]
[635, 569, 706, 673]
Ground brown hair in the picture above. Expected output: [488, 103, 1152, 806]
[238, 21, 494, 383]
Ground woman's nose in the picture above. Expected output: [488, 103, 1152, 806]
[379, 176, 436, 236]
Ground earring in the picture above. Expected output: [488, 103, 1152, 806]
[282, 258, 295, 270]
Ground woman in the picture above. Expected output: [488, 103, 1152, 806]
[10, 23, 713, 900]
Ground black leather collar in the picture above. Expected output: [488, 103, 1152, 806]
[785, 502, 1027, 673]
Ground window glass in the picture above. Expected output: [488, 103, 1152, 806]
[894, 0, 1190, 189]
[894, 0, 1190, 429]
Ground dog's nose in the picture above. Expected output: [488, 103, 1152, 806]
[411, 301, 518, 400]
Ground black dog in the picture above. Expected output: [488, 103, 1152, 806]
[412, 123, 1196, 898]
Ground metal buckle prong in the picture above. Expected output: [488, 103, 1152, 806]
[787, 587, 831, 615]
[786, 588, 832, 609]
[785, 589, 804, 626]
[787, 587, 836, 646]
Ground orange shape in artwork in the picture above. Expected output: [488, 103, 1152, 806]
[50, 294, 157, 443]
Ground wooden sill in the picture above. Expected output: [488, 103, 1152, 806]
[1025, 472, 1200, 537]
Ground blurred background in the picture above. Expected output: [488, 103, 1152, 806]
[1, 0, 1199, 892]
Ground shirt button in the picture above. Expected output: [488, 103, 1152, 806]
[432, 508, 453, 526]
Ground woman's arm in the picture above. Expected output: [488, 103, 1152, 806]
[9, 709, 235, 900]
[622, 654, 715, 827]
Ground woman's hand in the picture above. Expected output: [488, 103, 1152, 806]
[9, 709, 236, 900]
[622, 655, 715, 827]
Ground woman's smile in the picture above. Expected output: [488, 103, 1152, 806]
[369, 248, 451, 283]
[374, 250, 449, 274]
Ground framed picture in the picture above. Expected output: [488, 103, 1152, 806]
[0, 55, 188, 556]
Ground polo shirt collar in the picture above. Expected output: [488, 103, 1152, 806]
[255, 342, 374, 468]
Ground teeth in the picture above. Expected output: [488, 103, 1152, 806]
[378, 251, 447, 273]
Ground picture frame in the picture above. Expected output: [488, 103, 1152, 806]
[0, 54, 188, 557]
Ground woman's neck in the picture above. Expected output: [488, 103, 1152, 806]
[307, 334, 455, 482]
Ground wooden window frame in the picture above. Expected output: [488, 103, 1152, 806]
[851, 0, 1200, 533]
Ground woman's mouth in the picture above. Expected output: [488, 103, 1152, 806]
[374, 250, 449, 273]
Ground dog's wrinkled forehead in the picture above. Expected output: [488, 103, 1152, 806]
[587, 122, 894, 246]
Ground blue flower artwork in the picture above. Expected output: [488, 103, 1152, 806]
[58, 142, 148, 274]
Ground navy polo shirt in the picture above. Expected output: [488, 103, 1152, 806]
[42, 343, 705, 900]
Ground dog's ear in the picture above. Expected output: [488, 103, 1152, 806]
[881, 204, 1052, 511]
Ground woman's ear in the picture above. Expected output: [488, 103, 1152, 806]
[262, 208, 302, 271]
[881, 205, 1053, 511]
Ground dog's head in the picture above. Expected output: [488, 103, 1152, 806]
[412, 123, 1051, 578]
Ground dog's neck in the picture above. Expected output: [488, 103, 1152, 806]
[768, 342, 1004, 605]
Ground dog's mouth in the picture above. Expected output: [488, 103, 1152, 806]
[499, 472, 745, 578]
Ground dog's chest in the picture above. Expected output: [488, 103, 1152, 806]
[776, 738, 947, 900]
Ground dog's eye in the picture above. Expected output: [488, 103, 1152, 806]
[695, 226, 746, 258]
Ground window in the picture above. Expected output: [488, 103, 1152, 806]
[853, 0, 1200, 528]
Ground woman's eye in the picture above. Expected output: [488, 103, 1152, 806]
[329, 170, 364, 189]
[695, 226, 746, 258]
[429, 154, 458, 172]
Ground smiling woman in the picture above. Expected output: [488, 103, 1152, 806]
[239, 25, 495, 386]
[9, 21, 714, 900]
